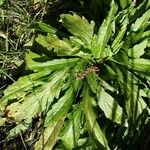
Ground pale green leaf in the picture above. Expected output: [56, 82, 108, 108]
[92, 0, 117, 58]
[60, 107, 82, 149]
[131, 9, 150, 32]
[44, 87, 74, 127]
[34, 119, 64, 150]
[60, 14, 94, 46]
[128, 40, 148, 58]
[0, 0, 5, 6]
[0, 70, 51, 113]
[0, 117, 6, 126]
[6, 68, 69, 122]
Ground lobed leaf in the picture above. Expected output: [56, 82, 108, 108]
[0, 70, 51, 114]
[36, 34, 74, 55]
[44, 87, 74, 127]
[60, 13, 95, 46]
[5, 68, 69, 122]
[92, 0, 117, 58]
[26, 51, 79, 72]
[131, 9, 150, 32]
[28, 22, 57, 34]
[97, 87, 128, 126]
[128, 39, 148, 58]
[81, 85, 110, 150]
[60, 106, 82, 149]
[128, 58, 150, 75]
[34, 119, 64, 150]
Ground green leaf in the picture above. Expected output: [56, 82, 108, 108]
[112, 17, 128, 54]
[86, 72, 99, 94]
[60, 106, 82, 149]
[5, 68, 69, 122]
[44, 87, 74, 127]
[34, 119, 64, 150]
[123, 30, 150, 50]
[92, 0, 117, 58]
[128, 40, 148, 58]
[7, 120, 31, 139]
[131, 9, 150, 32]
[36, 34, 74, 55]
[26, 51, 79, 71]
[0, 70, 51, 113]
[128, 58, 150, 74]
[28, 22, 56, 34]
[112, 67, 147, 121]
[87, 73, 127, 126]
[119, 0, 132, 9]
[124, 73, 147, 122]
[60, 14, 95, 46]
[81, 86, 110, 150]
[0, 117, 6, 126]
[97, 87, 127, 126]
[101, 64, 117, 80]
[0, 0, 4, 6]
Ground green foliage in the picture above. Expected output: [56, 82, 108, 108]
[0, 0, 150, 149]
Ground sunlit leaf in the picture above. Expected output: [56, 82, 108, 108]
[131, 9, 150, 32]
[36, 34, 74, 55]
[6, 68, 69, 122]
[125, 73, 147, 121]
[128, 39, 148, 58]
[112, 17, 128, 54]
[26, 51, 79, 71]
[7, 120, 31, 139]
[0, 70, 51, 113]
[0, 117, 6, 126]
[128, 58, 150, 74]
[44, 87, 74, 127]
[92, 0, 117, 58]
[34, 119, 64, 150]
[81, 85, 110, 150]
[28, 22, 57, 34]
[0, 0, 5, 6]
[119, 0, 132, 9]
[60, 13, 95, 46]
[60, 106, 82, 149]
[97, 87, 128, 126]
